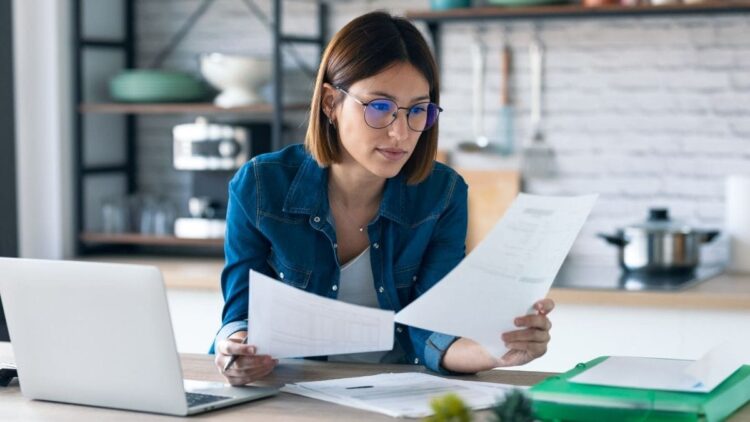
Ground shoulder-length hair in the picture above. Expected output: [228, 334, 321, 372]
[304, 11, 439, 185]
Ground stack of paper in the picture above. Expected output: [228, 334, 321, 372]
[568, 343, 750, 393]
[282, 372, 524, 418]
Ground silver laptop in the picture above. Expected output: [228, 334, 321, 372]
[0, 258, 277, 416]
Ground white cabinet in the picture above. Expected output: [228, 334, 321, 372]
[166, 288, 224, 354]
[518, 302, 750, 373]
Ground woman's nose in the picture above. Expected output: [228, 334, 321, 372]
[388, 110, 409, 140]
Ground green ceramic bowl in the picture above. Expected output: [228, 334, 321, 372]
[430, 0, 471, 10]
[109, 70, 211, 103]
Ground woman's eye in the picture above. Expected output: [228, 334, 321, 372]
[410, 105, 426, 115]
[370, 102, 393, 112]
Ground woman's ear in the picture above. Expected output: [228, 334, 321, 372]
[321, 82, 338, 121]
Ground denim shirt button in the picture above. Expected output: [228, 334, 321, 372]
[333, 243, 338, 248]
[373, 242, 379, 249]
[396, 327, 403, 333]
[332, 285, 338, 291]
[279, 272, 285, 279]
[414, 358, 419, 364]
[313, 216, 321, 223]
[378, 286, 384, 293]
[412, 275, 417, 281]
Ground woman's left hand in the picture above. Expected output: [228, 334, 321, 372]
[495, 298, 555, 367]
[441, 298, 555, 373]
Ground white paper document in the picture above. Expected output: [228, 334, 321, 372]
[395, 193, 598, 357]
[570, 343, 749, 393]
[248, 270, 394, 358]
[281, 372, 522, 418]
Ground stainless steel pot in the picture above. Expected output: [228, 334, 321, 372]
[599, 209, 719, 273]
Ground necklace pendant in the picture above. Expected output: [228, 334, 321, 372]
[359, 227, 364, 233]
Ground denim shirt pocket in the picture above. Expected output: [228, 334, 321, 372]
[393, 263, 420, 289]
[266, 251, 312, 289]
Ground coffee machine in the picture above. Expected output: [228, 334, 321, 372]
[172, 117, 271, 238]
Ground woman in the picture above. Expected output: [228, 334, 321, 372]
[214, 11, 554, 385]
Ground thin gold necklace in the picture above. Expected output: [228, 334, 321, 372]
[327, 185, 378, 234]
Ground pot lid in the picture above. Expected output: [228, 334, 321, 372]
[623, 208, 692, 234]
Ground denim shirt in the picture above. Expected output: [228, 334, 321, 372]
[214, 144, 468, 374]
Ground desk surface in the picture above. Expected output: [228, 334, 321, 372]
[0, 350, 548, 421]
[1, 346, 749, 421]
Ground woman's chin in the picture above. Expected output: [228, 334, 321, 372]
[367, 163, 404, 180]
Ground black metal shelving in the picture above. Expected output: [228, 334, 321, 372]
[72, 0, 328, 255]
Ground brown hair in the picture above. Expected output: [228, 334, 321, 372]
[304, 11, 440, 185]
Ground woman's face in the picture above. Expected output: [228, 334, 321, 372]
[324, 62, 430, 181]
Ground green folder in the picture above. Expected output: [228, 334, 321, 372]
[529, 356, 750, 422]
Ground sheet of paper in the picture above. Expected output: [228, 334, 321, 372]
[685, 341, 749, 392]
[281, 372, 521, 418]
[395, 193, 598, 357]
[570, 357, 707, 392]
[248, 270, 394, 358]
[570, 346, 749, 393]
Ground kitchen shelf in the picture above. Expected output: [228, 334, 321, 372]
[80, 232, 224, 248]
[406, 2, 750, 21]
[407, 1, 750, 76]
[79, 102, 309, 115]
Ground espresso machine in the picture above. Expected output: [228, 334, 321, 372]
[172, 117, 270, 238]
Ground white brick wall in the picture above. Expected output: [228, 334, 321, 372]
[136, 0, 750, 265]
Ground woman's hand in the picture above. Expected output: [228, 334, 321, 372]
[441, 298, 554, 373]
[496, 298, 554, 367]
[214, 331, 277, 386]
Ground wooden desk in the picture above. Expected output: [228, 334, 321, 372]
[0, 349, 547, 421]
[1, 346, 749, 421]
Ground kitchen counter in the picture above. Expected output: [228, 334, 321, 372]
[549, 271, 750, 310]
[79, 255, 224, 290]
[81, 255, 750, 310]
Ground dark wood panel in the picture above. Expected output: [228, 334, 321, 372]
[80, 232, 224, 247]
[79, 102, 309, 115]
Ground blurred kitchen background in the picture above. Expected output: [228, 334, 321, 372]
[2, 0, 750, 372]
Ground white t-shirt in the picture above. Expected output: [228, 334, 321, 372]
[328, 247, 392, 363]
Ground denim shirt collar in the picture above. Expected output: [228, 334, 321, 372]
[282, 155, 409, 226]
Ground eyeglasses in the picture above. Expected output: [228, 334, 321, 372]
[335, 86, 442, 132]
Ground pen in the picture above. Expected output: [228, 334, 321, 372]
[222, 336, 249, 372]
[345, 385, 374, 389]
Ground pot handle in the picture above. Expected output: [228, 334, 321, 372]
[701, 230, 720, 243]
[597, 233, 628, 247]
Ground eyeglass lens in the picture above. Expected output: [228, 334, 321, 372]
[364, 99, 440, 132]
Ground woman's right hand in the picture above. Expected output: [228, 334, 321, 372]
[214, 331, 277, 386]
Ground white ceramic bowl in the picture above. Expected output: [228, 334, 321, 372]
[200, 53, 272, 108]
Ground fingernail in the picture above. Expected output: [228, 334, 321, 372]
[248, 346, 256, 354]
[515, 318, 522, 326]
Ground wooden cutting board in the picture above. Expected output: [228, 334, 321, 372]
[436, 150, 520, 252]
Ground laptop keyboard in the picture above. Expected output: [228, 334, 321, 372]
[186, 392, 231, 408]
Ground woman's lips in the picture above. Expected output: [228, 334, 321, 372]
[376, 148, 408, 161]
